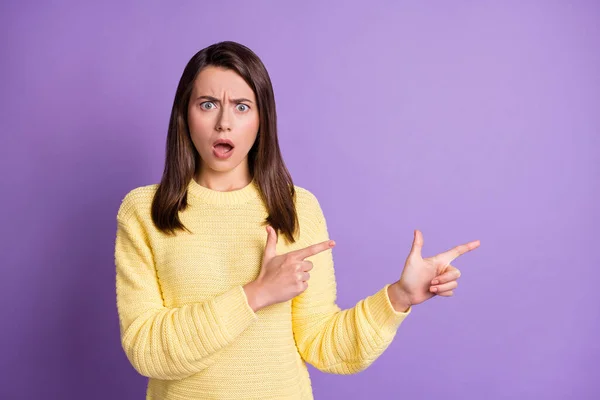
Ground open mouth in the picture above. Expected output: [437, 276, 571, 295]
[213, 143, 234, 157]
[214, 143, 233, 152]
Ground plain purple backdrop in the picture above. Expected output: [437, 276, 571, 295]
[1, 1, 598, 399]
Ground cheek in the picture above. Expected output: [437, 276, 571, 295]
[188, 112, 213, 139]
[239, 115, 260, 141]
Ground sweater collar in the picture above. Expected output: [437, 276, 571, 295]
[187, 176, 261, 205]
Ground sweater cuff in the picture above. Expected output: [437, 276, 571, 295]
[365, 284, 412, 337]
[212, 285, 258, 341]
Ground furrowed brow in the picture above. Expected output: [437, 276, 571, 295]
[196, 95, 254, 104]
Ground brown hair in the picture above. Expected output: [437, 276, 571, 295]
[151, 41, 298, 243]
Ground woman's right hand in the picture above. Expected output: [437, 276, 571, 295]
[243, 225, 335, 312]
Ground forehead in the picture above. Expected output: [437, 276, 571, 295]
[192, 66, 255, 99]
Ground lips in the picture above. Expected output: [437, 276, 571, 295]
[213, 139, 235, 149]
[212, 139, 234, 159]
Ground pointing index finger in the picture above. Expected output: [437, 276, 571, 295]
[437, 240, 480, 264]
[292, 240, 335, 260]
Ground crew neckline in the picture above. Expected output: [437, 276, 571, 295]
[187, 176, 261, 205]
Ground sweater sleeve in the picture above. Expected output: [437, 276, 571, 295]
[114, 196, 258, 381]
[291, 194, 411, 375]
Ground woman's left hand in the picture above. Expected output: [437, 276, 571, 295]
[389, 230, 480, 308]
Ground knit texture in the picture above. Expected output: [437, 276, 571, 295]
[114, 177, 412, 400]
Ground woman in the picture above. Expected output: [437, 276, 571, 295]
[114, 41, 480, 399]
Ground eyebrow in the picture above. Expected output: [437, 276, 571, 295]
[196, 95, 254, 104]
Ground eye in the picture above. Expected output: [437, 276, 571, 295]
[236, 104, 250, 112]
[200, 101, 216, 110]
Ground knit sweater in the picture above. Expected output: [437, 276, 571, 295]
[114, 177, 412, 400]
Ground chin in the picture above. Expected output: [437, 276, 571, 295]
[198, 148, 250, 172]
[205, 158, 243, 173]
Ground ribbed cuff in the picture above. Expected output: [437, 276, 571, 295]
[365, 284, 412, 337]
[212, 285, 259, 341]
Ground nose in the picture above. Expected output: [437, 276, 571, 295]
[215, 107, 232, 132]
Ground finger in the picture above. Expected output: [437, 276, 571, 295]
[430, 280, 458, 293]
[431, 267, 461, 285]
[297, 272, 310, 282]
[264, 225, 278, 259]
[437, 290, 454, 297]
[301, 261, 313, 272]
[408, 229, 424, 259]
[291, 239, 335, 260]
[436, 239, 480, 265]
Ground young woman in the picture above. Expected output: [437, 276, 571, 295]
[114, 41, 480, 400]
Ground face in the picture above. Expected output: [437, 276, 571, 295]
[187, 66, 260, 176]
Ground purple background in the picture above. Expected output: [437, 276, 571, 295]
[1, 1, 598, 399]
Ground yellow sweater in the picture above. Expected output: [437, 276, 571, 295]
[114, 177, 411, 400]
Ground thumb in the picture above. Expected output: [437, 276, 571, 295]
[264, 225, 278, 259]
[409, 229, 423, 259]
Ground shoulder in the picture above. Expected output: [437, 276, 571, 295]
[293, 184, 326, 224]
[293, 184, 321, 209]
[116, 183, 159, 223]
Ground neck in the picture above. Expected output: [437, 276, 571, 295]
[187, 174, 260, 205]
[195, 165, 252, 192]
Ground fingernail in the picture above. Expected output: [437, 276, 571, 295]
[432, 280, 439, 285]
[330, 241, 336, 247]
[431, 287, 438, 292]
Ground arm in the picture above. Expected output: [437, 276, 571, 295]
[291, 196, 411, 375]
[115, 200, 258, 380]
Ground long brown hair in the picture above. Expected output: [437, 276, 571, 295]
[151, 41, 298, 243]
